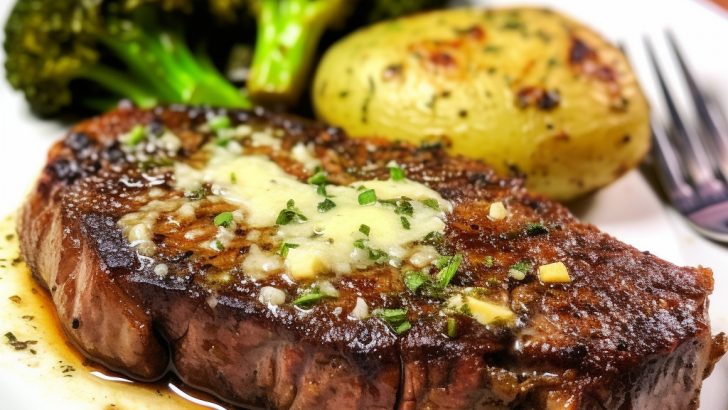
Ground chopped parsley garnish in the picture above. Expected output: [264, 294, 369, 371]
[230, 172, 237, 183]
[213, 212, 233, 228]
[508, 260, 532, 280]
[400, 216, 411, 230]
[353, 238, 388, 262]
[436, 254, 463, 288]
[446, 317, 457, 338]
[359, 224, 370, 236]
[317, 198, 336, 212]
[358, 189, 377, 205]
[276, 199, 308, 225]
[293, 286, 335, 308]
[125, 125, 146, 146]
[484, 255, 495, 267]
[421, 198, 440, 210]
[389, 164, 406, 181]
[213, 240, 224, 251]
[403, 271, 429, 292]
[380, 197, 413, 216]
[278, 242, 299, 258]
[307, 170, 328, 186]
[316, 184, 329, 197]
[373, 308, 411, 334]
[214, 136, 231, 147]
[422, 231, 444, 246]
[208, 115, 231, 131]
[186, 187, 207, 201]
[525, 222, 549, 236]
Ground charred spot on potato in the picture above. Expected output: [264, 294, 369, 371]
[382, 64, 404, 81]
[458, 109, 469, 118]
[569, 37, 597, 65]
[621, 134, 632, 145]
[454, 25, 486, 41]
[338, 90, 349, 99]
[516, 87, 561, 111]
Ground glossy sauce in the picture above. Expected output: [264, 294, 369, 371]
[0, 214, 232, 409]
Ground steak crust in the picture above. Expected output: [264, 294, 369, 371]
[18, 105, 726, 409]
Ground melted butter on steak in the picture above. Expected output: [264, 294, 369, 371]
[119, 124, 451, 282]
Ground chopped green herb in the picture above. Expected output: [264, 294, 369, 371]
[395, 321, 412, 333]
[509, 260, 532, 280]
[421, 198, 440, 210]
[293, 287, 335, 308]
[208, 115, 231, 131]
[389, 165, 406, 181]
[214, 136, 231, 147]
[381, 198, 413, 216]
[422, 231, 444, 246]
[317, 198, 336, 212]
[510, 260, 532, 273]
[525, 222, 549, 236]
[446, 317, 457, 338]
[367, 248, 388, 261]
[293, 291, 323, 307]
[484, 256, 495, 267]
[214, 212, 233, 227]
[373, 308, 411, 334]
[358, 189, 377, 205]
[353, 238, 388, 262]
[213, 240, 224, 251]
[400, 216, 411, 230]
[278, 242, 299, 258]
[276, 199, 308, 225]
[356, 185, 367, 191]
[230, 172, 237, 183]
[4, 332, 38, 351]
[186, 187, 207, 201]
[125, 125, 146, 146]
[404, 271, 429, 292]
[359, 224, 370, 236]
[436, 254, 463, 288]
[307, 171, 327, 186]
[316, 184, 329, 197]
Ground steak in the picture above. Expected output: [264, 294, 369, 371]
[18, 105, 726, 409]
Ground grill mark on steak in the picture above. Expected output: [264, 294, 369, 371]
[18, 105, 726, 409]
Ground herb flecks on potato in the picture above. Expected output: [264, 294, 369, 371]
[313, 7, 650, 201]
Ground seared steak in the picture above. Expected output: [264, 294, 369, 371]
[19, 105, 726, 409]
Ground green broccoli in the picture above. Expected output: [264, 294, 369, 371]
[245, 0, 448, 106]
[4, 0, 251, 116]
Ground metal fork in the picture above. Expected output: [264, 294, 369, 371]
[644, 32, 728, 242]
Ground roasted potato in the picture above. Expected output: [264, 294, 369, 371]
[312, 7, 650, 201]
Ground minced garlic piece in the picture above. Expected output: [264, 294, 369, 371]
[258, 286, 286, 306]
[538, 262, 571, 283]
[465, 296, 515, 325]
[488, 201, 508, 220]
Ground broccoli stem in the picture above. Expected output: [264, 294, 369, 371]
[248, 0, 345, 105]
[99, 29, 251, 109]
[81, 65, 160, 108]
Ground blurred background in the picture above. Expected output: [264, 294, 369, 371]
[0, 0, 727, 408]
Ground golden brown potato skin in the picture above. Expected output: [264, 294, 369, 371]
[312, 7, 650, 201]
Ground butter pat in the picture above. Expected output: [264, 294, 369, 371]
[465, 296, 515, 325]
[538, 262, 571, 283]
[488, 201, 508, 220]
[285, 248, 326, 280]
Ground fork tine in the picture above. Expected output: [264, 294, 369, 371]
[644, 37, 724, 200]
[667, 31, 728, 180]
[650, 118, 697, 210]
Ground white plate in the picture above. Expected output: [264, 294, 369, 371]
[1, 0, 727, 408]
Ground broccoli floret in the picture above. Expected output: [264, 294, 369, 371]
[245, 0, 447, 107]
[4, 0, 251, 116]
